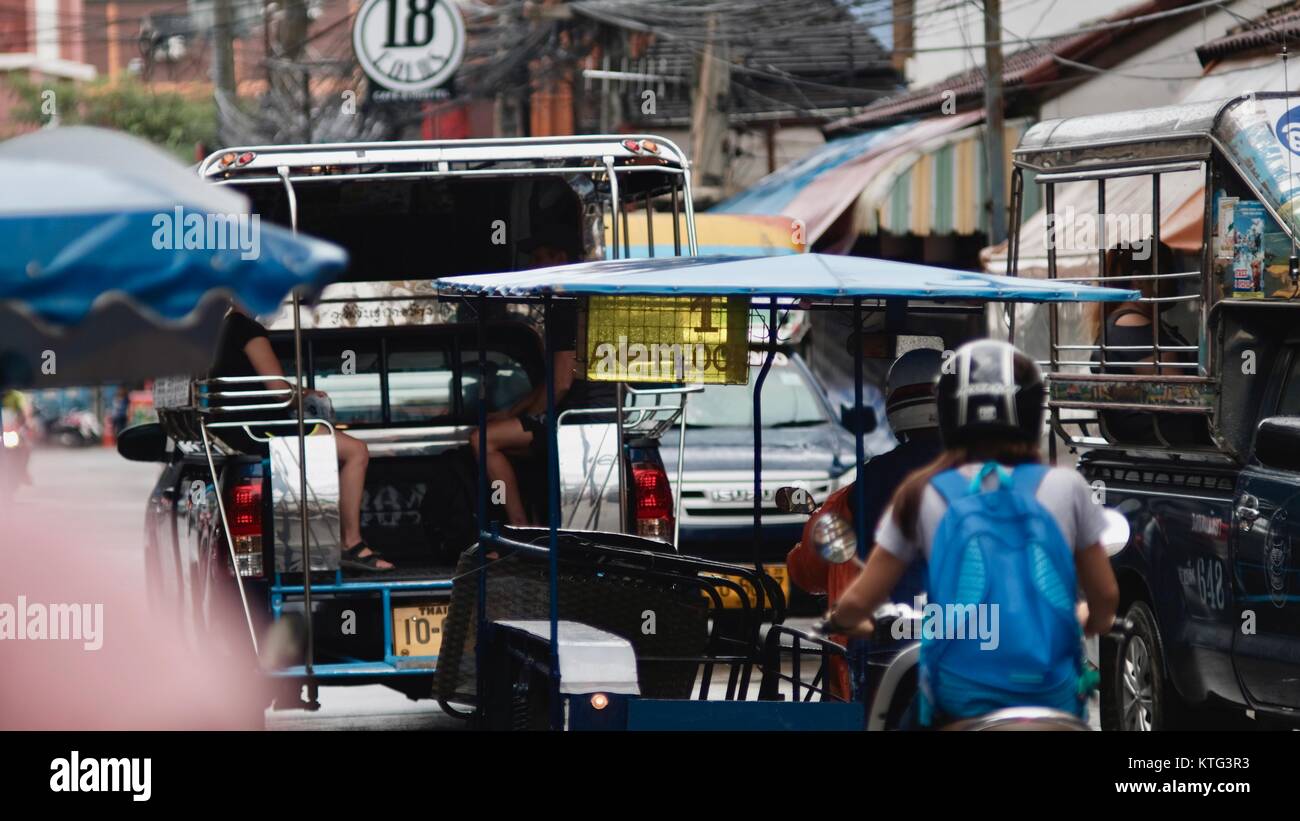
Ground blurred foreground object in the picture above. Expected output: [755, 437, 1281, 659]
[0, 508, 269, 730]
[0, 126, 347, 388]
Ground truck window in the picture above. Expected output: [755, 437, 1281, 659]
[388, 345, 454, 423]
[684, 362, 825, 428]
[461, 350, 534, 417]
[313, 340, 383, 425]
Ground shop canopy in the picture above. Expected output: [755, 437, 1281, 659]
[854, 118, 1037, 241]
[434, 253, 1138, 302]
[714, 112, 986, 248]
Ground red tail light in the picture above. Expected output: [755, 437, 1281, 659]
[226, 480, 264, 578]
[632, 462, 674, 541]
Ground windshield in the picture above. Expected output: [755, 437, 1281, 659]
[685, 361, 826, 428]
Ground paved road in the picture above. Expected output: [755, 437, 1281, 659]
[8, 445, 1101, 730]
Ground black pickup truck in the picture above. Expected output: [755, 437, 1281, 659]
[1080, 304, 1300, 731]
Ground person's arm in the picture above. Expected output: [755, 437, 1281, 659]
[1075, 543, 1120, 636]
[242, 336, 298, 397]
[827, 547, 908, 636]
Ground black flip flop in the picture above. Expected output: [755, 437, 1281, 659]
[341, 541, 393, 572]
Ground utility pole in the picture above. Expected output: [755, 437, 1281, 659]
[212, 0, 237, 96]
[690, 15, 729, 197]
[982, 0, 1007, 245]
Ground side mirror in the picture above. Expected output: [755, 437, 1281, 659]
[1100, 509, 1131, 557]
[811, 512, 859, 565]
[116, 422, 169, 463]
[840, 405, 877, 436]
[1255, 416, 1300, 472]
[774, 486, 817, 515]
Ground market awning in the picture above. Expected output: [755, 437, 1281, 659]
[712, 122, 913, 219]
[854, 118, 1037, 240]
[981, 171, 1204, 277]
[713, 111, 984, 247]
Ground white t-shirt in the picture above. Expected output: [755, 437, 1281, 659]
[875, 463, 1108, 565]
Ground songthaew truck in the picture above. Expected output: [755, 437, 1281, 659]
[1008, 93, 1300, 730]
[120, 136, 699, 708]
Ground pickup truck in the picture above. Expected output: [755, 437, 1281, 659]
[122, 136, 695, 708]
[1010, 94, 1300, 730]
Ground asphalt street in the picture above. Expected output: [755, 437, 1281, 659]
[9, 444, 1100, 730]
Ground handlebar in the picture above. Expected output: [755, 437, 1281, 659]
[1104, 617, 1134, 642]
[814, 612, 1136, 641]
[811, 602, 920, 638]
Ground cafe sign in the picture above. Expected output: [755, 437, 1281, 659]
[583, 295, 751, 385]
[352, 0, 465, 96]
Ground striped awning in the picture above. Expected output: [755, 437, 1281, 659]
[854, 118, 1037, 238]
[714, 113, 985, 247]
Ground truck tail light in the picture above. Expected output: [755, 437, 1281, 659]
[632, 462, 674, 542]
[227, 480, 264, 578]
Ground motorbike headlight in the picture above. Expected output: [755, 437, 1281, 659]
[2, 430, 18, 448]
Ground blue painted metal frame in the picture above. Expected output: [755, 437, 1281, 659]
[267, 569, 455, 678]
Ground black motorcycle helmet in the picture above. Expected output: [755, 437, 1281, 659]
[936, 340, 1045, 447]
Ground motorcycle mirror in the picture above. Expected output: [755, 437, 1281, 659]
[116, 422, 169, 463]
[1100, 509, 1131, 557]
[812, 512, 858, 564]
[774, 486, 817, 515]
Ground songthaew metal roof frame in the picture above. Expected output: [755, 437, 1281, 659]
[1015, 92, 1300, 250]
[1014, 98, 1226, 173]
[198, 134, 690, 188]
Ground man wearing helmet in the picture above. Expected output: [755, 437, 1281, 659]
[826, 340, 1120, 727]
[786, 348, 945, 701]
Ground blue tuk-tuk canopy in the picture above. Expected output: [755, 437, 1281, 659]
[434, 254, 1140, 302]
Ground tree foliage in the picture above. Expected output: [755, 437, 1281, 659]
[6, 76, 216, 160]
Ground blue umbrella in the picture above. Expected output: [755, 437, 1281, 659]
[0, 126, 348, 386]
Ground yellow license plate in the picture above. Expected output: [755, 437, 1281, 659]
[702, 565, 789, 609]
[392, 602, 449, 658]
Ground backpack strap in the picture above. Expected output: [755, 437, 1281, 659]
[930, 468, 970, 505]
[1009, 463, 1050, 497]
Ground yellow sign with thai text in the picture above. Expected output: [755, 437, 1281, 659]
[583, 295, 751, 384]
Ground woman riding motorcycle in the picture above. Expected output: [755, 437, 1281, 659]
[825, 340, 1119, 727]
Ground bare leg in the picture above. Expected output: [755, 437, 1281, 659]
[469, 418, 535, 526]
[335, 431, 392, 569]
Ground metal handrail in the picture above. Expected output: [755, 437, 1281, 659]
[205, 417, 336, 441]
[196, 375, 300, 414]
[1051, 270, 1200, 283]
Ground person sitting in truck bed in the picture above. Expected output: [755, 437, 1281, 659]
[468, 231, 618, 526]
[210, 306, 393, 572]
[1090, 243, 1208, 446]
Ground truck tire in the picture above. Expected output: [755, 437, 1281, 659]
[1101, 600, 1189, 730]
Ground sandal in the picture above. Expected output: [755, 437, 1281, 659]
[341, 541, 394, 573]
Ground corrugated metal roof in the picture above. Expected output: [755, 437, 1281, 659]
[1196, 6, 1300, 66]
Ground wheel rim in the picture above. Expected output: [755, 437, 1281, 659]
[1120, 635, 1155, 731]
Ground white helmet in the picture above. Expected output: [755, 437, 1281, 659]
[885, 348, 941, 436]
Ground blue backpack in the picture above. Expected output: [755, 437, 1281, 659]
[918, 462, 1083, 725]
